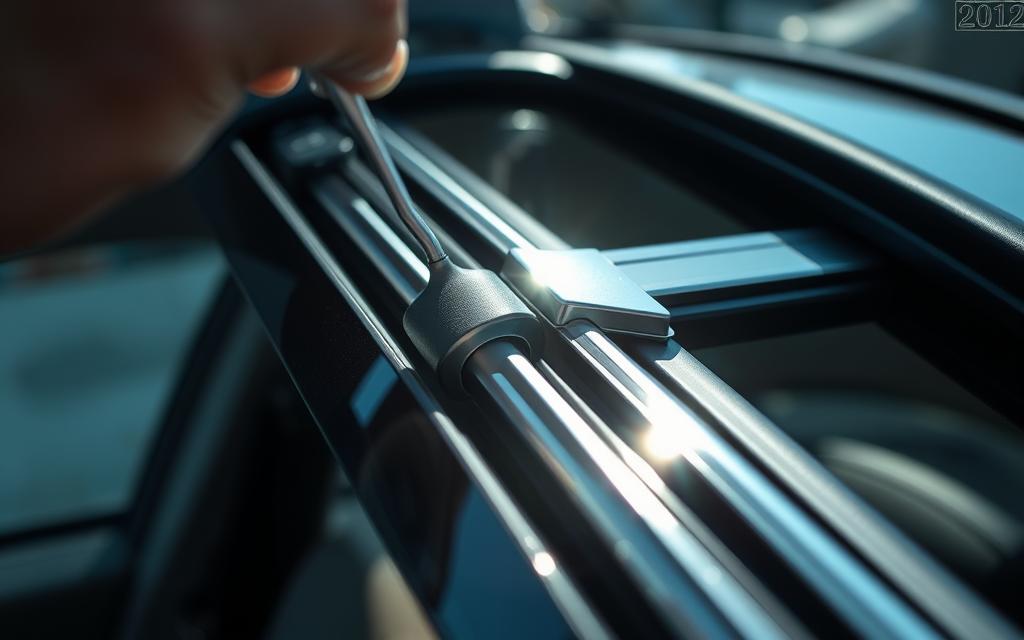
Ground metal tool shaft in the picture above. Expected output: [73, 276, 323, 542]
[309, 72, 447, 264]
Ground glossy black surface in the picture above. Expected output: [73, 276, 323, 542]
[197, 137, 575, 639]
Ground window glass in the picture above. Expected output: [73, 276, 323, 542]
[406, 106, 753, 248]
[0, 243, 224, 535]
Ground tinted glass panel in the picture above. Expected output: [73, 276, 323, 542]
[406, 106, 751, 248]
[691, 323, 1024, 619]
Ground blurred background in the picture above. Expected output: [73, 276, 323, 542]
[414, 0, 1024, 93]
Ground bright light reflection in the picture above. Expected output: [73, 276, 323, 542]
[641, 396, 714, 463]
[579, 329, 716, 465]
[527, 252, 579, 293]
[644, 423, 693, 462]
[489, 51, 573, 79]
[525, 7, 552, 32]
[532, 551, 557, 577]
[509, 109, 543, 131]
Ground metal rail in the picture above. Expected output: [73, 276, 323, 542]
[312, 174, 788, 638]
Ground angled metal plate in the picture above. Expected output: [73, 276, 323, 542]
[502, 248, 671, 340]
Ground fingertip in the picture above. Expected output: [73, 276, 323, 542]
[247, 67, 301, 98]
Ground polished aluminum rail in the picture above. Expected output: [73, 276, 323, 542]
[315, 157, 941, 637]
[312, 174, 789, 639]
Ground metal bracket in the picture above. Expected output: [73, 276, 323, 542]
[501, 248, 672, 340]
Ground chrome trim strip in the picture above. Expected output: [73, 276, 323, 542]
[313, 177, 427, 306]
[466, 341, 785, 640]
[232, 141, 613, 640]
[562, 323, 939, 639]
[636, 339, 1022, 640]
[532, 359, 811, 637]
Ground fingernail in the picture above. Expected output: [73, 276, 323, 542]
[247, 67, 300, 98]
[353, 39, 406, 83]
[362, 40, 408, 99]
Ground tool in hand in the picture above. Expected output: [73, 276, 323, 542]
[308, 72, 447, 265]
[308, 72, 543, 392]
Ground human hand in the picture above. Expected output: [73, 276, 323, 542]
[0, 0, 407, 254]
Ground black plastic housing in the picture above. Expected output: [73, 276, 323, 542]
[403, 258, 544, 393]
